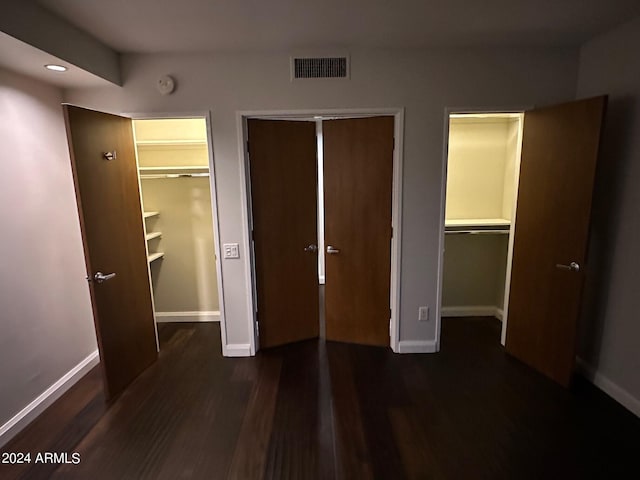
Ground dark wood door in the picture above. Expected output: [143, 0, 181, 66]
[248, 119, 319, 348]
[323, 116, 394, 346]
[64, 105, 158, 400]
[506, 96, 607, 386]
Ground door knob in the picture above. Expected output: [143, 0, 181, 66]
[304, 244, 318, 252]
[326, 245, 340, 255]
[556, 261, 580, 272]
[94, 271, 117, 283]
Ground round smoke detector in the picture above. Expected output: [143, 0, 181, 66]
[157, 75, 176, 95]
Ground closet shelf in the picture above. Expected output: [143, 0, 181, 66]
[148, 252, 165, 263]
[143, 211, 160, 219]
[136, 140, 206, 148]
[445, 218, 511, 228]
[145, 231, 162, 241]
[445, 229, 510, 235]
[139, 166, 209, 172]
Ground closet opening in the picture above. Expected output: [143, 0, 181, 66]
[440, 111, 525, 347]
[133, 117, 224, 349]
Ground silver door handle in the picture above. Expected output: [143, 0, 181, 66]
[556, 261, 580, 272]
[304, 244, 318, 252]
[94, 271, 117, 283]
[326, 245, 340, 255]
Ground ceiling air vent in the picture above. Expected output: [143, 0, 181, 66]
[291, 56, 349, 80]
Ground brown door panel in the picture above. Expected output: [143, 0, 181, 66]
[506, 96, 607, 386]
[248, 119, 319, 348]
[64, 106, 157, 399]
[323, 117, 394, 347]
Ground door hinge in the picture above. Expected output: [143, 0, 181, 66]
[391, 227, 393, 239]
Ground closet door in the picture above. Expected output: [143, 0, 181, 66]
[64, 106, 158, 400]
[323, 116, 394, 347]
[505, 96, 607, 387]
[248, 119, 319, 348]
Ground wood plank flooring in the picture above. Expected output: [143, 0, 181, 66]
[2, 318, 639, 479]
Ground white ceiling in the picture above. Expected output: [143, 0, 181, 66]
[0, 32, 112, 88]
[37, 0, 640, 53]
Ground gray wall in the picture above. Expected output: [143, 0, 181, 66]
[442, 234, 509, 309]
[0, 0, 120, 85]
[143, 177, 219, 313]
[0, 68, 97, 432]
[64, 47, 579, 348]
[576, 16, 640, 414]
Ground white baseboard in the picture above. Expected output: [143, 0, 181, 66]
[155, 311, 220, 323]
[442, 305, 503, 320]
[0, 350, 100, 449]
[576, 357, 640, 418]
[223, 343, 252, 357]
[397, 340, 438, 353]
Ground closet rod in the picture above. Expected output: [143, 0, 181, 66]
[140, 173, 210, 179]
[445, 229, 510, 235]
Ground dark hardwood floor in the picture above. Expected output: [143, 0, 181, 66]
[2, 317, 639, 479]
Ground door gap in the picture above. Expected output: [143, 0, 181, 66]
[317, 119, 326, 286]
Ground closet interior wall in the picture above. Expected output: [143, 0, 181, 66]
[134, 119, 219, 322]
[443, 114, 521, 319]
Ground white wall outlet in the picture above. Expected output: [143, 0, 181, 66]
[418, 306, 429, 321]
[223, 243, 240, 259]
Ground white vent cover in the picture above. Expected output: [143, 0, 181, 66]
[291, 56, 349, 80]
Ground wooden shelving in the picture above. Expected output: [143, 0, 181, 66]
[143, 212, 163, 262]
[145, 231, 162, 241]
[139, 166, 208, 171]
[445, 229, 509, 235]
[445, 218, 511, 228]
[445, 218, 511, 235]
[138, 166, 209, 177]
[136, 140, 206, 148]
[148, 252, 165, 263]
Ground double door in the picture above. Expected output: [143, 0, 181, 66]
[248, 116, 394, 348]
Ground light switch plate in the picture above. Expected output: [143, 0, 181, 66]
[223, 243, 240, 259]
[418, 306, 429, 321]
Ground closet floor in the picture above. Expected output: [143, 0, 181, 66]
[2, 319, 639, 479]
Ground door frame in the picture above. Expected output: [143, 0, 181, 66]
[237, 108, 405, 353]
[436, 106, 529, 349]
[127, 110, 228, 355]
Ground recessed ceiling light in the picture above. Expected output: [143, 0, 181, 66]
[45, 64, 67, 72]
